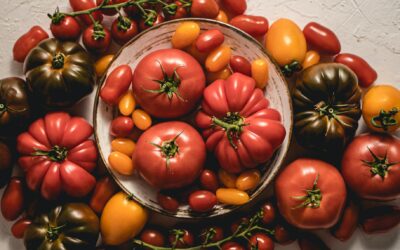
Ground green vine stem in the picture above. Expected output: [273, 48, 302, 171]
[212, 112, 248, 149]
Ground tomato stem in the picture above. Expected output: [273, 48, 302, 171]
[52, 52, 65, 69]
[48, 7, 65, 24]
[281, 61, 302, 77]
[362, 147, 398, 178]
[32, 145, 68, 162]
[371, 108, 399, 131]
[46, 223, 67, 242]
[291, 174, 322, 209]
[150, 131, 183, 168]
[212, 112, 247, 149]
[314, 101, 357, 127]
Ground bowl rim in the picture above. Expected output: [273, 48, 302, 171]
[93, 17, 293, 220]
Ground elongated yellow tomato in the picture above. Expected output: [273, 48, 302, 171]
[95, 54, 114, 77]
[111, 138, 136, 156]
[216, 188, 250, 205]
[118, 90, 136, 116]
[218, 169, 237, 188]
[101, 192, 148, 246]
[171, 21, 200, 49]
[207, 67, 232, 83]
[362, 85, 400, 133]
[265, 18, 307, 68]
[132, 109, 152, 130]
[302, 50, 320, 70]
[205, 44, 232, 72]
[236, 169, 261, 191]
[215, 10, 229, 23]
[251, 58, 269, 89]
[108, 152, 134, 175]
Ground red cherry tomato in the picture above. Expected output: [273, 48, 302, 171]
[139, 13, 164, 31]
[89, 176, 119, 214]
[11, 218, 32, 239]
[188, 190, 217, 213]
[111, 16, 139, 45]
[222, 241, 245, 250]
[361, 205, 400, 234]
[298, 233, 329, 250]
[303, 22, 341, 55]
[199, 169, 219, 192]
[168, 229, 194, 248]
[140, 228, 166, 247]
[69, 0, 103, 25]
[82, 24, 112, 53]
[157, 192, 180, 212]
[110, 117, 134, 137]
[230, 217, 249, 234]
[13, 26, 49, 62]
[334, 53, 377, 87]
[190, 0, 220, 18]
[261, 202, 276, 225]
[274, 223, 297, 245]
[229, 55, 252, 76]
[1, 177, 25, 221]
[165, 1, 188, 20]
[200, 226, 224, 243]
[49, 15, 81, 41]
[195, 29, 225, 53]
[221, 0, 247, 15]
[331, 199, 360, 241]
[249, 233, 274, 250]
[100, 65, 133, 105]
[96, 0, 125, 16]
[230, 15, 269, 37]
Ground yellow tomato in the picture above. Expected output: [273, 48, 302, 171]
[185, 42, 208, 65]
[216, 188, 250, 205]
[108, 152, 134, 175]
[215, 10, 229, 23]
[218, 169, 237, 188]
[101, 192, 148, 246]
[118, 90, 136, 116]
[236, 169, 261, 191]
[205, 44, 232, 72]
[207, 67, 232, 83]
[362, 85, 400, 133]
[95, 54, 114, 77]
[171, 21, 200, 49]
[251, 59, 269, 89]
[302, 50, 320, 70]
[111, 138, 136, 156]
[265, 18, 307, 67]
[132, 109, 152, 130]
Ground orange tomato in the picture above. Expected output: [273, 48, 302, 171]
[95, 54, 114, 77]
[251, 58, 269, 89]
[205, 44, 232, 72]
[216, 188, 250, 205]
[218, 169, 237, 188]
[215, 10, 229, 23]
[302, 50, 320, 70]
[118, 90, 136, 116]
[171, 21, 200, 49]
[185, 42, 208, 65]
[132, 109, 152, 130]
[111, 138, 136, 156]
[236, 169, 261, 191]
[108, 152, 134, 175]
[207, 67, 232, 83]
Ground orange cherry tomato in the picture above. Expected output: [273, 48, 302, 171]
[218, 169, 237, 188]
[95, 54, 114, 77]
[216, 188, 250, 205]
[118, 90, 136, 116]
[207, 67, 232, 83]
[206, 44, 232, 72]
[251, 58, 269, 89]
[215, 10, 229, 23]
[236, 169, 261, 191]
[132, 109, 152, 130]
[111, 138, 136, 156]
[185, 42, 208, 65]
[108, 152, 134, 175]
[171, 21, 201, 49]
[302, 50, 320, 70]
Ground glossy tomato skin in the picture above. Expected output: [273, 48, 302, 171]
[110, 117, 134, 137]
[361, 205, 400, 234]
[331, 199, 360, 241]
[111, 17, 139, 45]
[157, 192, 180, 212]
[100, 65, 133, 105]
[196, 29, 225, 53]
[229, 55, 251, 76]
[69, 0, 103, 25]
[334, 53, 377, 87]
[230, 217, 249, 234]
[132, 49, 205, 118]
[13, 26, 49, 62]
[248, 233, 274, 250]
[221, 0, 247, 15]
[89, 176, 119, 214]
[274, 223, 297, 245]
[191, 0, 220, 18]
[11, 218, 32, 239]
[261, 202, 276, 225]
[50, 16, 81, 41]
[230, 15, 269, 37]
[199, 169, 219, 192]
[1, 177, 25, 221]
[200, 226, 224, 243]
[275, 158, 347, 229]
[298, 233, 330, 250]
[82, 24, 112, 53]
[341, 133, 400, 201]
[222, 241, 245, 250]
[168, 229, 194, 248]
[188, 190, 217, 213]
[303, 22, 341, 55]
[140, 228, 165, 247]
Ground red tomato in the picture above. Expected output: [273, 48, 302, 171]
[222, 242, 245, 250]
[334, 53, 377, 87]
[199, 169, 219, 192]
[298, 233, 330, 250]
[188, 190, 217, 213]
[134, 122, 206, 189]
[157, 192, 180, 212]
[248, 233, 274, 250]
[11, 218, 31, 239]
[221, 0, 247, 15]
[110, 117, 134, 137]
[140, 228, 165, 247]
[274, 223, 297, 245]
[111, 16, 138, 45]
[49, 15, 81, 41]
[195, 73, 286, 173]
[132, 49, 205, 118]
[230, 15, 269, 37]
[195, 29, 225, 53]
[229, 55, 252, 76]
[303, 22, 341, 55]
[361, 205, 400, 234]
[13, 26, 49, 63]
[275, 158, 347, 229]
[168, 229, 194, 248]
[165, 1, 188, 20]
[200, 226, 224, 243]
[89, 176, 119, 214]
[69, 0, 103, 25]
[1, 177, 25, 221]
[17, 112, 97, 200]
[261, 202, 276, 225]
[139, 12, 164, 31]
[190, 0, 219, 18]
[96, 0, 124, 16]
[331, 199, 360, 241]
[100, 65, 133, 105]
[341, 133, 400, 201]
[230, 217, 249, 234]
[82, 24, 112, 53]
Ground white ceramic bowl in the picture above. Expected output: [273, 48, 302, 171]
[93, 18, 292, 219]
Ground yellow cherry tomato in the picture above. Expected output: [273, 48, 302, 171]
[251, 58, 269, 89]
[132, 109, 152, 130]
[218, 169, 237, 188]
[215, 10, 229, 23]
[207, 67, 232, 83]
[185, 42, 208, 65]
[216, 188, 250, 205]
[111, 138, 136, 156]
[302, 50, 320, 70]
[236, 169, 261, 191]
[265, 18, 307, 67]
[95, 54, 114, 77]
[171, 21, 200, 49]
[362, 85, 400, 133]
[206, 44, 232, 72]
[101, 192, 148, 246]
[108, 152, 134, 175]
[118, 90, 136, 116]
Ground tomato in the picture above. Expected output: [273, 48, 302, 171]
[341, 133, 400, 201]
[96, 0, 123, 16]
[169, 229, 194, 248]
[140, 228, 165, 247]
[200, 169, 219, 192]
[230, 217, 249, 234]
[230, 55, 251, 76]
[362, 85, 400, 132]
[132, 109, 152, 131]
[111, 138, 136, 156]
[110, 116, 134, 137]
[11, 218, 31, 239]
[331, 199, 360, 241]
[134, 122, 206, 189]
[334, 53, 377, 88]
[89, 176, 119, 214]
[101, 192, 148, 246]
[235, 169, 260, 191]
[132, 49, 205, 118]
[222, 242, 245, 250]
[172, 21, 201, 49]
[185, 42, 208, 64]
[195, 73, 286, 173]
[0, 141, 12, 173]
[1, 177, 25, 221]
[49, 14, 81, 41]
[221, 0, 247, 15]
[82, 24, 111, 53]
[207, 67, 232, 83]
[274, 223, 297, 245]
[218, 169, 237, 188]
[100, 65, 133, 105]
[200, 226, 224, 243]
[188, 190, 217, 213]
[265, 18, 306, 73]
[215, 10, 229, 23]
[165, 1, 188, 20]
[157, 192, 180, 212]
[108, 151, 135, 175]
[216, 188, 249, 205]
[251, 58, 269, 89]
[13, 26, 49, 63]
[95, 54, 114, 77]
[302, 50, 320, 70]
[119, 90, 136, 116]
[261, 202, 276, 225]
[69, 0, 103, 25]
[230, 15, 269, 38]
[111, 16, 139, 45]
[139, 12, 164, 31]
[275, 158, 347, 229]
[190, 0, 219, 18]
[205, 44, 232, 72]
[196, 29, 225, 53]
[361, 205, 400, 234]
[248, 233, 274, 250]
[298, 233, 329, 250]
[303, 22, 341, 55]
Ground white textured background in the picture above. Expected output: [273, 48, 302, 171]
[0, 0, 399, 249]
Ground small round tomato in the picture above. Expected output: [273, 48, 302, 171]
[230, 15, 269, 38]
[303, 22, 341, 55]
[1, 177, 25, 221]
[274, 223, 297, 245]
[218, 169, 237, 188]
[221, 0, 247, 15]
[230, 55, 251, 76]
[190, 0, 219, 18]
[216, 188, 249, 205]
[168, 229, 194, 248]
[230, 217, 249, 234]
[362, 85, 400, 132]
[165, 1, 188, 20]
[69, 0, 103, 25]
[139, 12, 164, 31]
[235, 169, 260, 191]
[119, 91, 136, 116]
[108, 151, 134, 175]
[100, 64, 133, 106]
[200, 169, 219, 192]
[222, 242, 245, 250]
[82, 23, 111, 54]
[111, 16, 138, 46]
[188, 190, 217, 213]
[251, 58, 269, 89]
[248, 233, 274, 250]
[361, 205, 400, 234]
[196, 29, 225, 53]
[157, 192, 180, 212]
[206, 67, 232, 83]
[110, 117, 134, 137]
[215, 10, 229, 23]
[261, 202, 276, 225]
[49, 14, 81, 41]
[302, 50, 320, 70]
[206, 44, 232, 72]
[140, 228, 165, 247]
[111, 138, 136, 156]
[132, 109, 152, 131]
[200, 226, 224, 243]
[172, 21, 201, 49]
[95, 54, 114, 77]
[11, 218, 31, 239]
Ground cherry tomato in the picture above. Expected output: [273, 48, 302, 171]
[165, 1, 188, 20]
[157, 192, 180, 212]
[216, 188, 249, 205]
[235, 169, 260, 191]
[1, 177, 25, 221]
[206, 44, 232, 72]
[100, 65, 133, 105]
[140, 228, 165, 247]
[172, 21, 201, 49]
[110, 116, 134, 137]
[89, 176, 119, 214]
[303, 22, 341, 55]
[215, 10, 229, 23]
[221, 0, 247, 15]
[111, 138, 136, 156]
[49, 15, 81, 41]
[274, 223, 297, 245]
[190, 0, 219, 18]
[230, 55, 251, 76]
[200, 169, 219, 192]
[196, 29, 225, 53]
[331, 199, 360, 241]
[298, 233, 329, 250]
[230, 15, 269, 38]
[334, 53, 377, 88]
[95, 54, 114, 77]
[302, 50, 320, 70]
[119, 90, 136, 116]
[13, 26, 49, 63]
[230, 217, 249, 234]
[11, 218, 31, 239]
[261, 202, 276, 225]
[108, 151, 135, 175]
[168, 229, 194, 248]
[111, 16, 139, 46]
[251, 58, 269, 89]
[188, 190, 217, 213]
[249, 233, 274, 250]
[361, 205, 400, 234]
[200, 226, 224, 243]
[206, 67, 232, 83]
[185, 42, 208, 64]
[218, 169, 237, 188]
[222, 242, 245, 250]
[139, 13, 164, 31]
[132, 109, 152, 131]
[82, 24, 112, 53]
[96, 0, 124, 16]
[69, 0, 103, 25]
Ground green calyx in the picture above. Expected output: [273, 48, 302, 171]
[92, 22, 106, 40]
[47, 7, 65, 24]
[52, 53, 65, 69]
[281, 61, 302, 77]
[46, 224, 66, 242]
[362, 147, 398, 178]
[292, 174, 322, 209]
[212, 112, 247, 149]
[117, 15, 132, 31]
[151, 131, 183, 168]
[314, 102, 357, 127]
[371, 108, 399, 131]
[32, 145, 68, 162]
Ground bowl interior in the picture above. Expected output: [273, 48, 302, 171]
[94, 18, 292, 219]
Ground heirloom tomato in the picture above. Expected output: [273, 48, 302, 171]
[195, 73, 286, 173]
